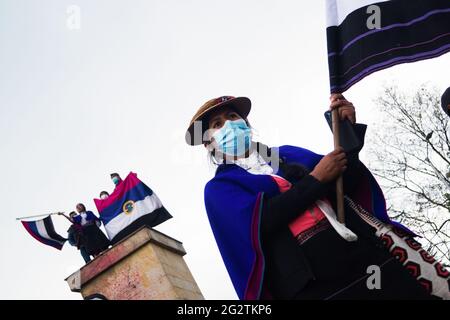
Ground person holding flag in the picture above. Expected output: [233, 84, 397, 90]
[110, 173, 122, 189]
[59, 211, 91, 263]
[73, 203, 110, 258]
[185, 95, 449, 300]
[94, 172, 172, 245]
[20, 205, 109, 263]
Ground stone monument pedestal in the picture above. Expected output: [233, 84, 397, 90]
[65, 226, 204, 300]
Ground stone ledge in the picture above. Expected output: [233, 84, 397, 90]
[65, 226, 186, 292]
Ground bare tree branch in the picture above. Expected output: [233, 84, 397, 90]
[366, 84, 450, 263]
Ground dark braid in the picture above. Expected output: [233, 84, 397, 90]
[278, 159, 311, 184]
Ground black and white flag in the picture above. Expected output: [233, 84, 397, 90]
[326, 0, 450, 93]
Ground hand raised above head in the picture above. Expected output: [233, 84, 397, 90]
[329, 94, 356, 124]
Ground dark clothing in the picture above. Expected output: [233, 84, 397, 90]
[295, 226, 433, 300]
[262, 170, 431, 299]
[68, 211, 109, 260]
[67, 224, 83, 247]
[260, 124, 431, 300]
[73, 211, 110, 256]
[204, 139, 418, 299]
[67, 225, 78, 247]
[67, 224, 91, 263]
[80, 247, 91, 263]
[82, 223, 110, 256]
[261, 174, 330, 236]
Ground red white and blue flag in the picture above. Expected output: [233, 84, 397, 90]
[94, 172, 172, 244]
[21, 216, 67, 250]
[326, 0, 450, 93]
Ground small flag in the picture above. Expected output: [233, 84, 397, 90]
[21, 216, 67, 250]
[94, 172, 172, 244]
[326, 0, 450, 93]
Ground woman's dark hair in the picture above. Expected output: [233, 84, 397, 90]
[99, 191, 109, 198]
[256, 142, 311, 183]
[278, 159, 311, 183]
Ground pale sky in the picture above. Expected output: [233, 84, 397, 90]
[0, 0, 449, 300]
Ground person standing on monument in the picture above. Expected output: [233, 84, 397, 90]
[60, 211, 91, 263]
[110, 173, 122, 190]
[73, 203, 110, 258]
[99, 191, 109, 200]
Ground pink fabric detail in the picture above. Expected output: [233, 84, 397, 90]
[244, 193, 265, 300]
[270, 175, 327, 237]
[271, 175, 292, 193]
[93, 172, 140, 213]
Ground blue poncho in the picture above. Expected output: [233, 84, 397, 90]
[204, 145, 415, 300]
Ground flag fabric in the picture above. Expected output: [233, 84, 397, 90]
[326, 0, 450, 93]
[21, 216, 67, 250]
[94, 172, 172, 243]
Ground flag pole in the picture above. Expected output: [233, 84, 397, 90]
[16, 212, 64, 221]
[332, 108, 345, 224]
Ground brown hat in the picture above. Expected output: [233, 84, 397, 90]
[185, 96, 251, 145]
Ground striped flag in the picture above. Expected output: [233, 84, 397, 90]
[94, 172, 172, 244]
[21, 216, 67, 250]
[326, 0, 450, 93]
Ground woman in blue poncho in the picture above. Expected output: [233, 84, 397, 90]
[185, 95, 449, 300]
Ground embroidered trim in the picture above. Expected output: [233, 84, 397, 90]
[344, 195, 385, 230]
[344, 195, 450, 299]
[296, 219, 332, 245]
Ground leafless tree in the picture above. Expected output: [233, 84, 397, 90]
[366, 84, 450, 266]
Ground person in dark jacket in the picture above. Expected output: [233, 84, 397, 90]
[74, 203, 110, 258]
[185, 95, 449, 300]
[60, 211, 91, 263]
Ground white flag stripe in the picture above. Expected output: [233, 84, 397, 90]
[105, 194, 163, 240]
[35, 219, 58, 242]
[326, 0, 390, 27]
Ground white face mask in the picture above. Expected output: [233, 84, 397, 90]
[100, 194, 109, 200]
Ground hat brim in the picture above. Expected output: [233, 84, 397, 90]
[185, 97, 251, 146]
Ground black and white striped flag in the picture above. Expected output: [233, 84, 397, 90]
[21, 216, 67, 250]
[326, 0, 450, 93]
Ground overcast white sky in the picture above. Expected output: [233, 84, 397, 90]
[0, 0, 449, 300]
